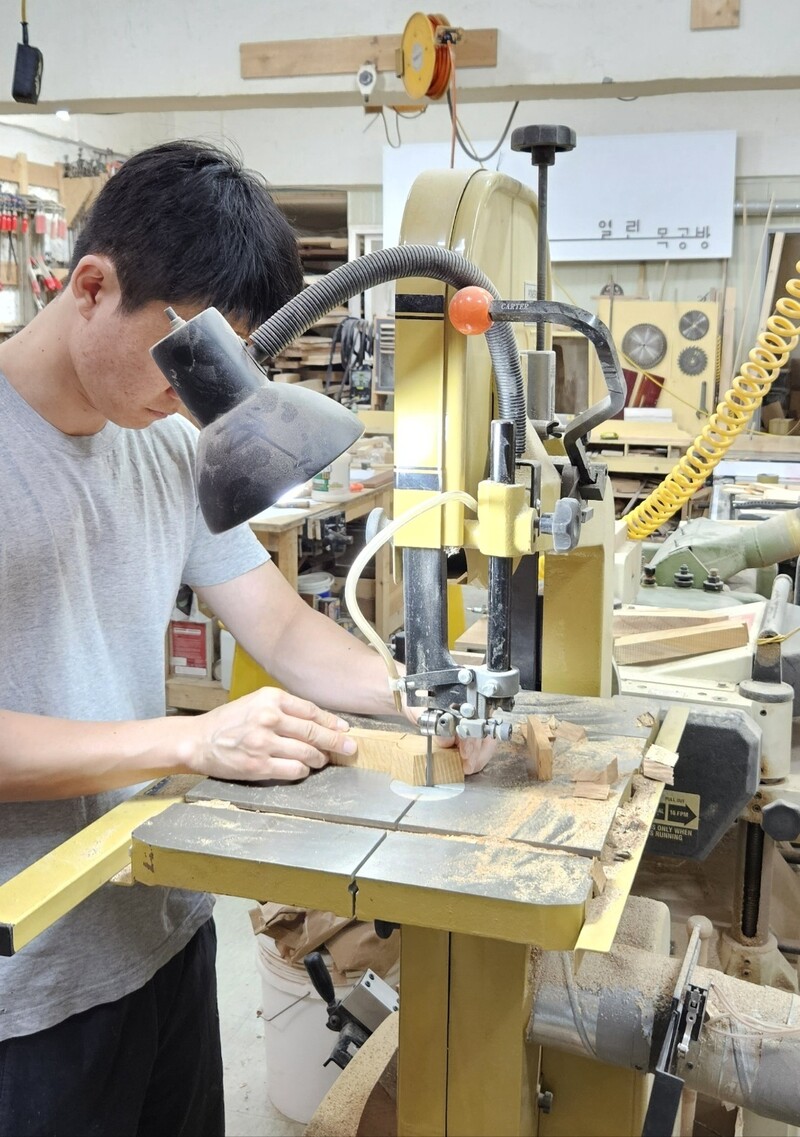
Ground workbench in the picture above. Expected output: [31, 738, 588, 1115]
[166, 471, 403, 713]
[248, 470, 393, 597]
[128, 691, 667, 1136]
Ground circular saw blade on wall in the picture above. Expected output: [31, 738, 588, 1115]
[621, 323, 668, 369]
[590, 299, 720, 434]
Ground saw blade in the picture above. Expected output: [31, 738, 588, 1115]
[679, 310, 710, 341]
[621, 323, 668, 369]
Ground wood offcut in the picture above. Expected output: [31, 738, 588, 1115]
[613, 619, 749, 665]
[572, 757, 619, 801]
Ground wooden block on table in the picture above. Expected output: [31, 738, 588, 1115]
[571, 757, 619, 786]
[642, 743, 680, 785]
[573, 782, 611, 801]
[613, 620, 749, 665]
[524, 715, 553, 781]
[552, 719, 587, 756]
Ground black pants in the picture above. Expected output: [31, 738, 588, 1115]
[0, 919, 224, 1137]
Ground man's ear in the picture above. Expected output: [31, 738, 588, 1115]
[70, 255, 121, 320]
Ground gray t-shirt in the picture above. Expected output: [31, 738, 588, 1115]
[0, 372, 268, 1040]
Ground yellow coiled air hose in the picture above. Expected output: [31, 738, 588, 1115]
[623, 260, 800, 539]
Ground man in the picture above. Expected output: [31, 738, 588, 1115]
[0, 140, 489, 1137]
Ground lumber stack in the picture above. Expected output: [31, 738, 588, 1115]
[266, 237, 349, 387]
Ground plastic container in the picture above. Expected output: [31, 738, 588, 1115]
[297, 571, 335, 610]
[219, 628, 234, 690]
[311, 452, 352, 501]
[256, 936, 351, 1124]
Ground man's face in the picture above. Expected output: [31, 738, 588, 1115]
[70, 297, 191, 429]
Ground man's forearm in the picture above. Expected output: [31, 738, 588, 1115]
[256, 609, 401, 718]
[0, 710, 196, 801]
[199, 561, 403, 719]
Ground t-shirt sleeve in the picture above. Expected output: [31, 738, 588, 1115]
[182, 503, 269, 589]
[168, 414, 270, 588]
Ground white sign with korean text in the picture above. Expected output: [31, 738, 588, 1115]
[383, 130, 736, 262]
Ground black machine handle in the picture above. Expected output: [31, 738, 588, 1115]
[303, 951, 337, 1012]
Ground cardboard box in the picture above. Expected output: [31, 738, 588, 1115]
[168, 618, 215, 678]
[768, 419, 798, 435]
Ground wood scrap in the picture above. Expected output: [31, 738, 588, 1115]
[613, 619, 749, 665]
[572, 757, 619, 785]
[523, 715, 553, 781]
[552, 719, 587, 756]
[571, 756, 618, 800]
[642, 742, 680, 785]
[591, 860, 607, 895]
[612, 610, 731, 638]
[572, 781, 611, 801]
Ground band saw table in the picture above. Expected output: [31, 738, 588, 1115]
[128, 691, 667, 1137]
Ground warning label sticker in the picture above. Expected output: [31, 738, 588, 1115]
[650, 790, 701, 845]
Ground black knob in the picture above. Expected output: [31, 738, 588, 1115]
[762, 799, 800, 842]
[673, 563, 695, 589]
[511, 124, 576, 166]
[304, 951, 337, 1008]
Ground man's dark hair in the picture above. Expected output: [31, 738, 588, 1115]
[69, 140, 303, 330]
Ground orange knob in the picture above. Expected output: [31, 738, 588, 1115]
[448, 287, 494, 335]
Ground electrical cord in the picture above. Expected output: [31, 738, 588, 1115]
[445, 88, 520, 164]
[344, 489, 479, 706]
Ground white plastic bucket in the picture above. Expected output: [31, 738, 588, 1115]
[255, 937, 351, 1124]
[297, 571, 335, 610]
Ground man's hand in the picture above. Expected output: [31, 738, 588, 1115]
[402, 703, 496, 776]
[189, 689, 357, 783]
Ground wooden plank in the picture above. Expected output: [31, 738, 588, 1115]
[757, 231, 786, 344]
[165, 676, 228, 711]
[240, 29, 497, 79]
[690, 0, 740, 30]
[613, 619, 749, 665]
[719, 285, 737, 388]
[612, 611, 729, 638]
[26, 159, 61, 191]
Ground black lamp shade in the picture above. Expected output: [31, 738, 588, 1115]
[197, 383, 364, 533]
[151, 307, 364, 533]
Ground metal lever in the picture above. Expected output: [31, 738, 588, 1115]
[641, 925, 708, 1137]
[487, 299, 626, 499]
[304, 951, 340, 1027]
